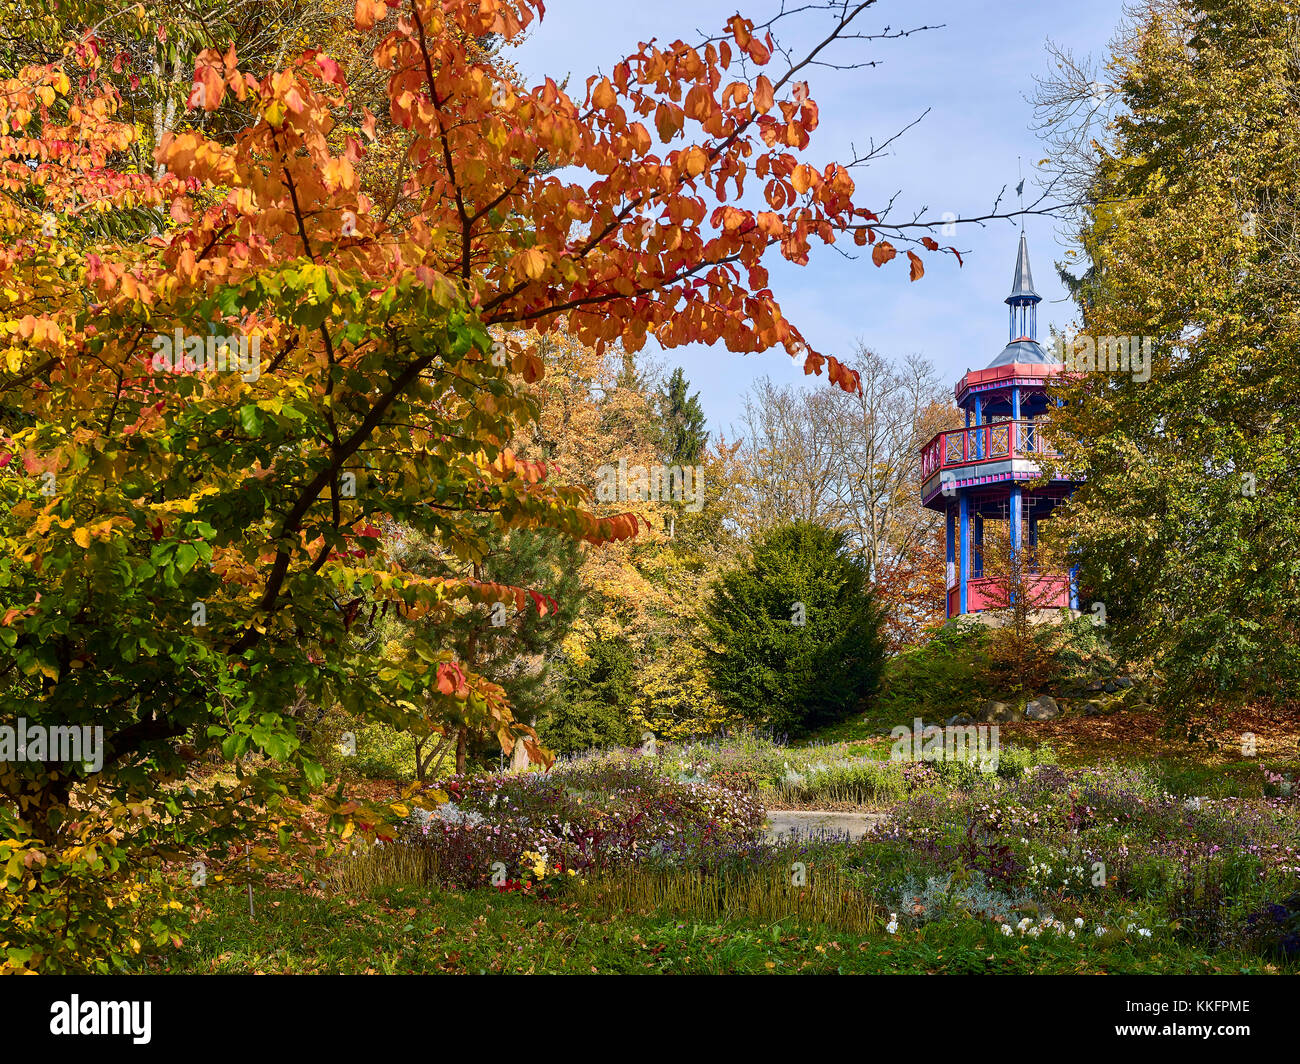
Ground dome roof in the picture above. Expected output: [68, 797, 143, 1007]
[987, 338, 1058, 368]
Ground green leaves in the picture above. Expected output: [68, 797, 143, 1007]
[703, 521, 887, 736]
[1047, 0, 1300, 727]
[174, 543, 200, 574]
[239, 404, 264, 436]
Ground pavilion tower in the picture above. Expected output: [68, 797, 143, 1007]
[919, 233, 1080, 619]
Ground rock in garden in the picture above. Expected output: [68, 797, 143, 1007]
[1024, 695, 1059, 721]
[946, 712, 975, 727]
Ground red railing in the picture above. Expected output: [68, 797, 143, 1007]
[947, 575, 1071, 616]
[920, 419, 1059, 480]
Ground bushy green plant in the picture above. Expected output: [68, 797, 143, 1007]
[702, 522, 887, 736]
[774, 759, 908, 806]
[675, 731, 788, 782]
[876, 624, 994, 725]
[897, 868, 1032, 925]
[995, 744, 1058, 780]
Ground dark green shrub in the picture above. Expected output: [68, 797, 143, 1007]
[539, 638, 639, 753]
[877, 624, 994, 724]
[702, 522, 887, 737]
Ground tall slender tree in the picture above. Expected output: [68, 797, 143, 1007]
[656, 367, 708, 466]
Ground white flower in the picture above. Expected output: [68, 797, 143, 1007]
[1074, 918, 1084, 929]
[1000, 924, 1013, 936]
[1095, 926, 1107, 937]
[885, 913, 899, 935]
[1068, 930, 1076, 939]
[1138, 928, 1152, 938]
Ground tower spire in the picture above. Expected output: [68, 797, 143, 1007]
[1005, 231, 1041, 341]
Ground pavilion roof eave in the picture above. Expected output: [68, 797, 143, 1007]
[955, 360, 1065, 404]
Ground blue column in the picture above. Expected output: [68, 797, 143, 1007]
[1009, 486, 1022, 606]
[958, 493, 970, 615]
[1069, 563, 1080, 610]
[973, 514, 984, 578]
[1011, 388, 1021, 457]
[973, 397, 983, 458]
[945, 505, 956, 619]
[1009, 486, 1022, 555]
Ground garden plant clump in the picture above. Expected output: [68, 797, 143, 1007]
[349, 756, 768, 892]
[867, 760, 1300, 956]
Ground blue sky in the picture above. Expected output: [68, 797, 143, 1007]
[511, 0, 1126, 437]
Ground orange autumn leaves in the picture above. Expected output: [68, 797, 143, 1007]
[336, 0, 942, 397]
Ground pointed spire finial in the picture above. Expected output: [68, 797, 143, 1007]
[1016, 156, 1025, 231]
[1006, 231, 1040, 303]
[1005, 233, 1041, 342]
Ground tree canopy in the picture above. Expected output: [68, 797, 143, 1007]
[1043, 0, 1300, 729]
[0, 0, 937, 971]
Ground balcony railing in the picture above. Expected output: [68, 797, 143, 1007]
[921, 419, 1059, 480]
[947, 574, 1071, 617]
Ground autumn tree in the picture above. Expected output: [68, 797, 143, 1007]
[516, 335, 738, 749]
[0, 0, 950, 970]
[1039, 0, 1300, 729]
[972, 518, 1074, 700]
[0, 3, 380, 168]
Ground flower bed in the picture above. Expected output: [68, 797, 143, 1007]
[867, 760, 1300, 953]
[397, 757, 765, 891]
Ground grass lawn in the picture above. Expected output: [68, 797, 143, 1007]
[154, 883, 1285, 975]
